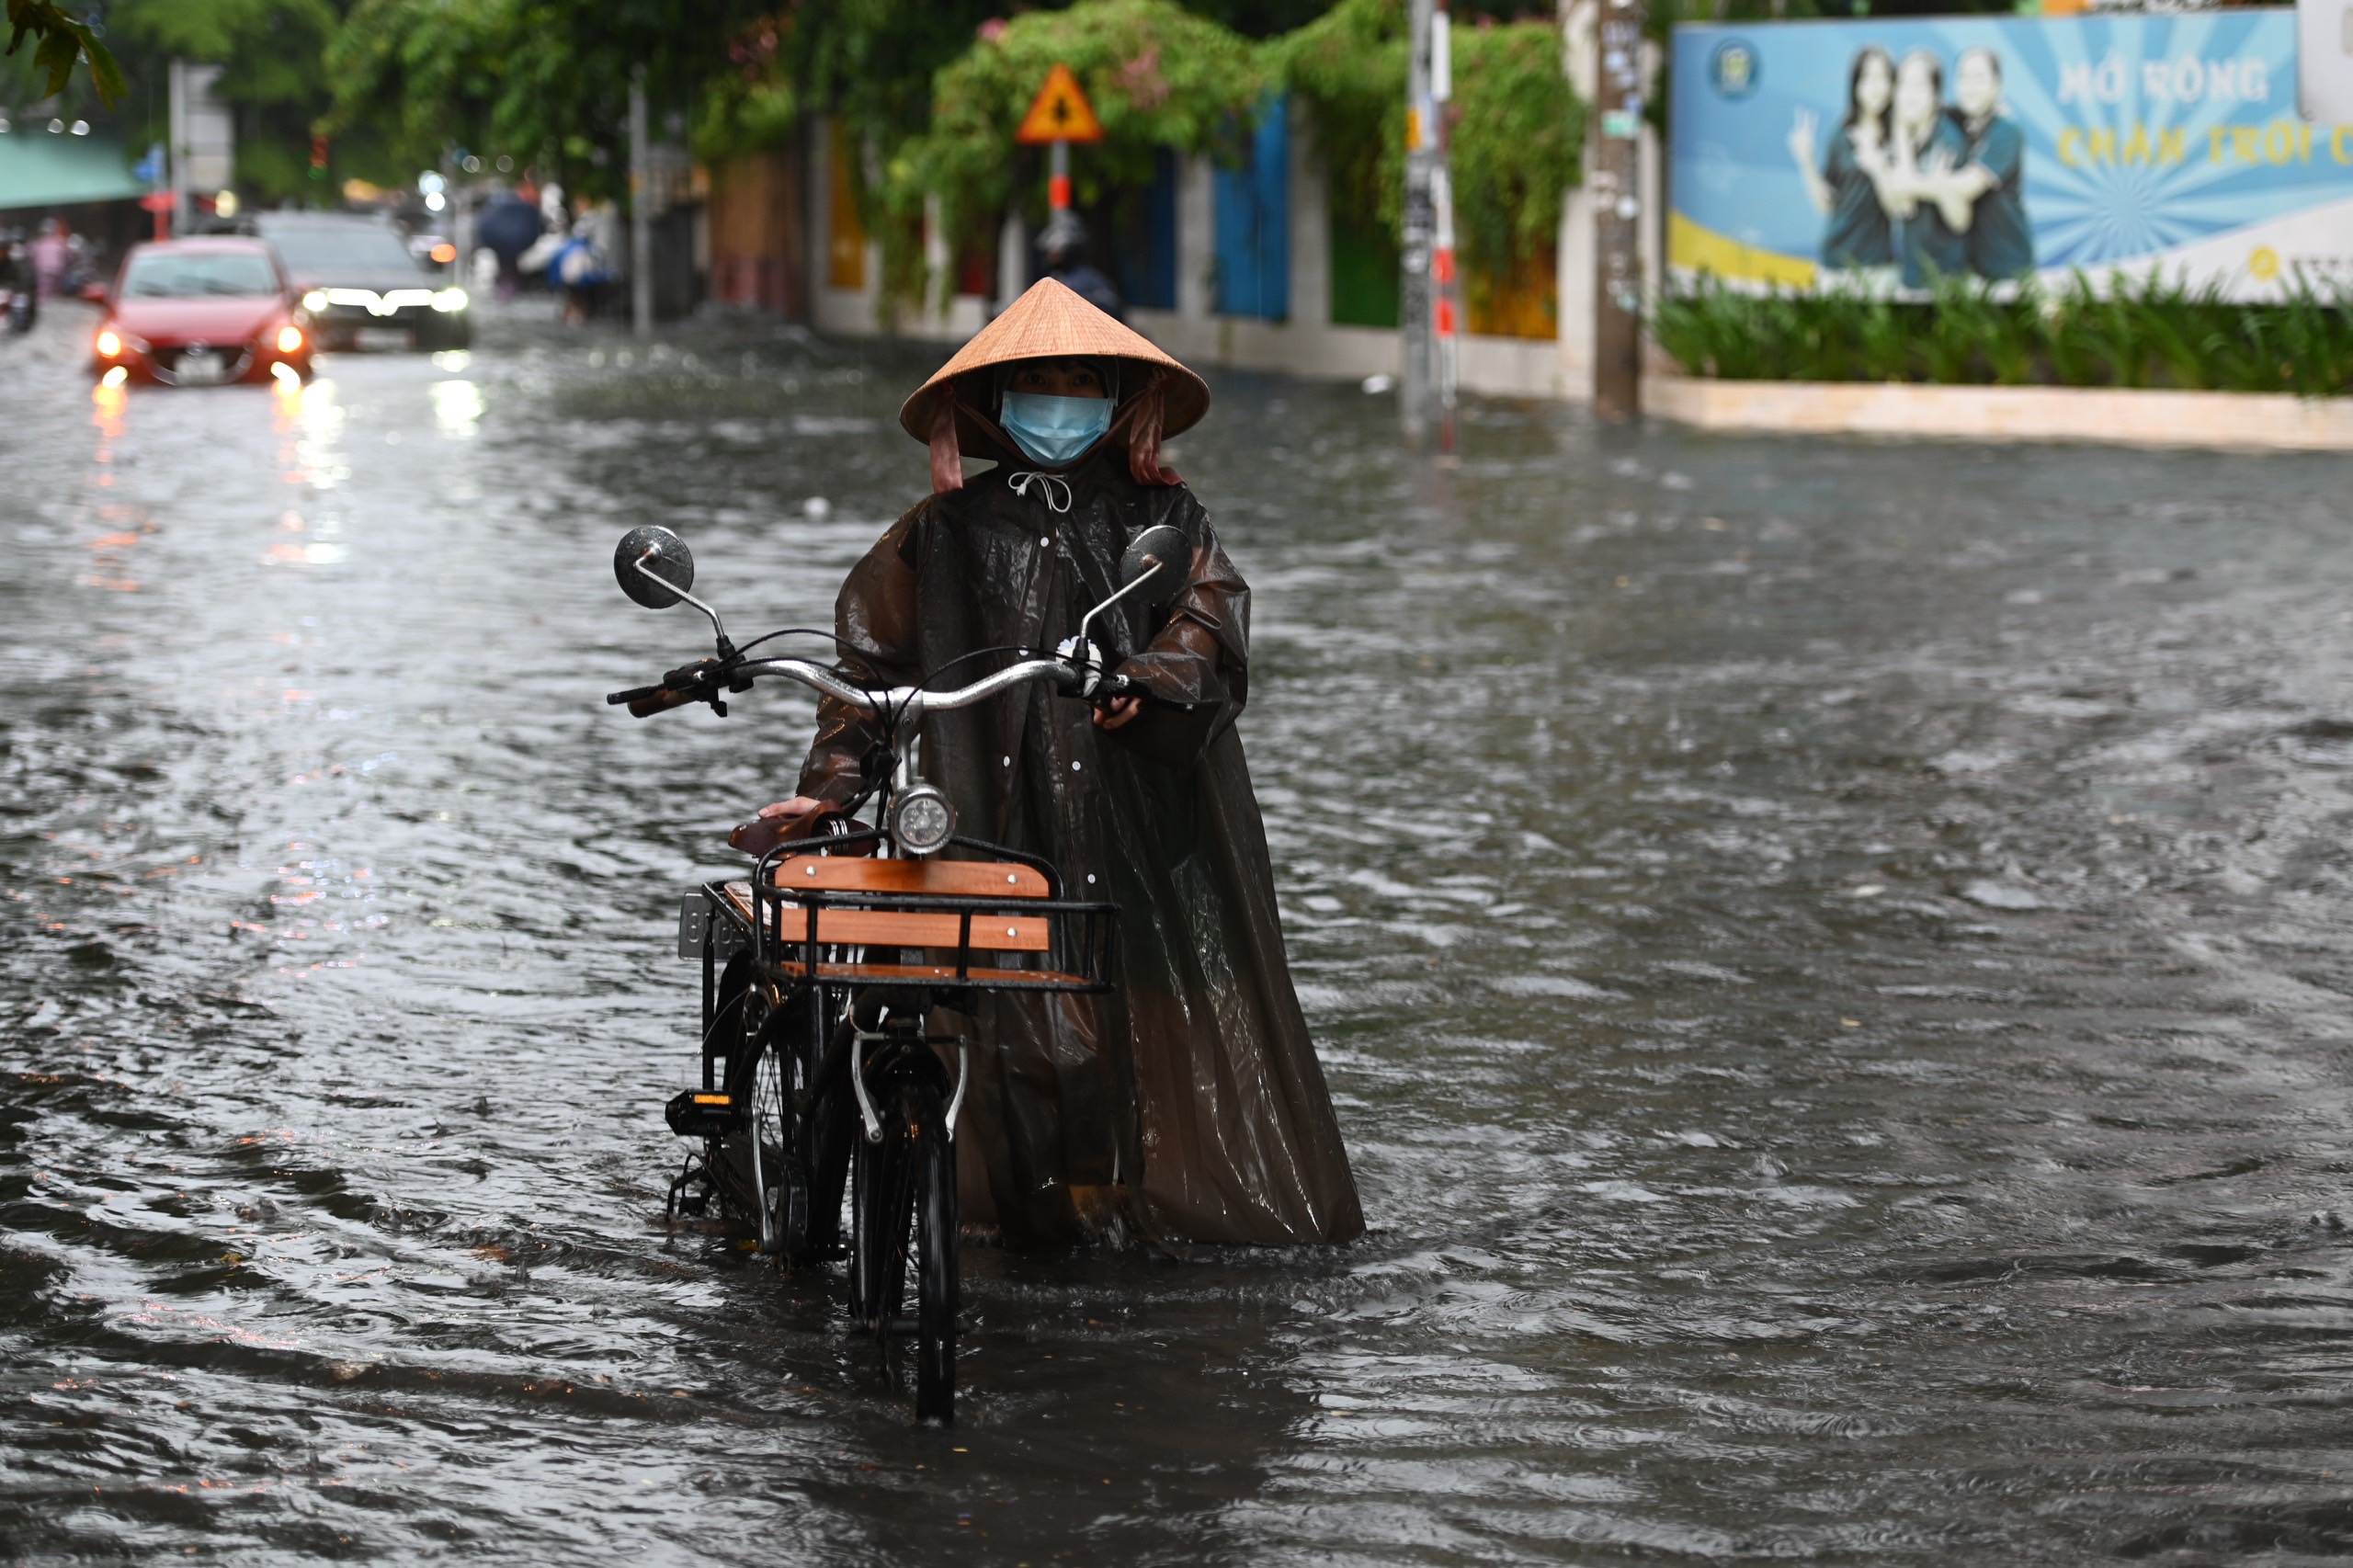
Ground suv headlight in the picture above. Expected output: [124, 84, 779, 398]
[301, 290, 327, 312]
[886, 784, 957, 858]
[431, 288, 469, 313]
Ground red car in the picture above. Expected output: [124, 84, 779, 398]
[91, 236, 313, 387]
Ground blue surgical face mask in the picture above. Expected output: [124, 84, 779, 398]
[1000, 392, 1113, 467]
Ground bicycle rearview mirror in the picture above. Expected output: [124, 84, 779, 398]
[1076, 524, 1191, 655]
[615, 526, 695, 609]
[1118, 524, 1188, 605]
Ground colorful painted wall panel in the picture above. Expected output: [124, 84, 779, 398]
[1214, 97, 1291, 320]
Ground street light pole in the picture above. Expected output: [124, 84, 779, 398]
[1591, 0, 1646, 421]
[630, 68, 653, 339]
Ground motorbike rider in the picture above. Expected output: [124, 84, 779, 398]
[756, 278, 1363, 1251]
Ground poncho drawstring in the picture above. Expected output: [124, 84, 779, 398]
[1006, 471, 1074, 514]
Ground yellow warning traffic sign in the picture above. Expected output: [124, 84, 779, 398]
[1015, 62, 1104, 145]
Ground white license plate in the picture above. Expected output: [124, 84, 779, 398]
[356, 327, 414, 351]
[176, 350, 226, 386]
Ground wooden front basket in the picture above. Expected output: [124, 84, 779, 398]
[716, 854, 1114, 994]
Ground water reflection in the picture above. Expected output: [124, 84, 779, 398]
[429, 378, 483, 437]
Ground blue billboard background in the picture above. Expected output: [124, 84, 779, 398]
[1670, 13, 2353, 298]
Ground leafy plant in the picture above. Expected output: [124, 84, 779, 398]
[329, 0, 773, 199]
[2036, 281, 2095, 388]
[108, 0, 347, 202]
[1854, 289, 1909, 383]
[3, 0, 123, 105]
[1272, 0, 1581, 325]
[886, 0, 1267, 309]
[1917, 274, 1984, 384]
[1267, 0, 1405, 238]
[1449, 17, 1583, 327]
[694, 12, 799, 165]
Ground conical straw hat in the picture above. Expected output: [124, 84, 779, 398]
[897, 278, 1211, 454]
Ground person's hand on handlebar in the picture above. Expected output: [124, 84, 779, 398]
[1093, 696, 1142, 731]
[755, 796, 827, 825]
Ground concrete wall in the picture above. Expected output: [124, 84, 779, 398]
[1646, 375, 2353, 451]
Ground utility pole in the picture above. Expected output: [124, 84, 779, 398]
[1400, 0, 1438, 441]
[1428, 0, 1459, 455]
[629, 68, 653, 339]
[167, 60, 188, 238]
[1591, 0, 1646, 421]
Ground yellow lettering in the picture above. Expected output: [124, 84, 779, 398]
[2302, 123, 2314, 163]
[2234, 126, 2258, 162]
[2060, 127, 2086, 167]
[2209, 125, 2228, 161]
[2124, 123, 2152, 164]
[2335, 125, 2353, 165]
[2267, 119, 2296, 164]
[2159, 127, 2187, 164]
[2088, 127, 2117, 163]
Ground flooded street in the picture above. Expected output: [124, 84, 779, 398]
[6, 300, 2353, 1563]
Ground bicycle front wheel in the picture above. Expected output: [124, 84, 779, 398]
[905, 1079, 959, 1426]
[848, 1091, 912, 1331]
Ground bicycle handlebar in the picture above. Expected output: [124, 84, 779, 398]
[605, 653, 1136, 722]
[623, 685, 699, 718]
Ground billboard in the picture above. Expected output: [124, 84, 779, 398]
[1669, 13, 2353, 299]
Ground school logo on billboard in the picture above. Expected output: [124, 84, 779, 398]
[1668, 13, 2353, 299]
[1709, 39, 1762, 101]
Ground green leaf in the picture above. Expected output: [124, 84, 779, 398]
[5, 1, 123, 105]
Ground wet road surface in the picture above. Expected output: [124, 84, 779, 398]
[6, 301, 2353, 1563]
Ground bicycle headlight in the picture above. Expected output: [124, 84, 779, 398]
[887, 783, 956, 858]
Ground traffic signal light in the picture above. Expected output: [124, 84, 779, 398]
[310, 135, 328, 180]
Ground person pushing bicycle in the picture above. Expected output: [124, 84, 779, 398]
[756, 280, 1362, 1251]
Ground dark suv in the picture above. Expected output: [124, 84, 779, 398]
[254, 211, 472, 352]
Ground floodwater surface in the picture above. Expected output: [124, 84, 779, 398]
[5, 304, 2353, 1564]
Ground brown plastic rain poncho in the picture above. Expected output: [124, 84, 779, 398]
[792, 280, 1362, 1250]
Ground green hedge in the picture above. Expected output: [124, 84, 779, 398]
[1652, 273, 2353, 398]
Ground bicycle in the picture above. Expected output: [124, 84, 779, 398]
[606, 519, 1184, 1425]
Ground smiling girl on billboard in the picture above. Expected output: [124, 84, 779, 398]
[1787, 45, 1899, 273]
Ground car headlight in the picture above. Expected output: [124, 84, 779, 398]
[301, 290, 327, 312]
[431, 288, 468, 313]
[886, 784, 957, 858]
[276, 324, 304, 355]
[95, 327, 122, 358]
